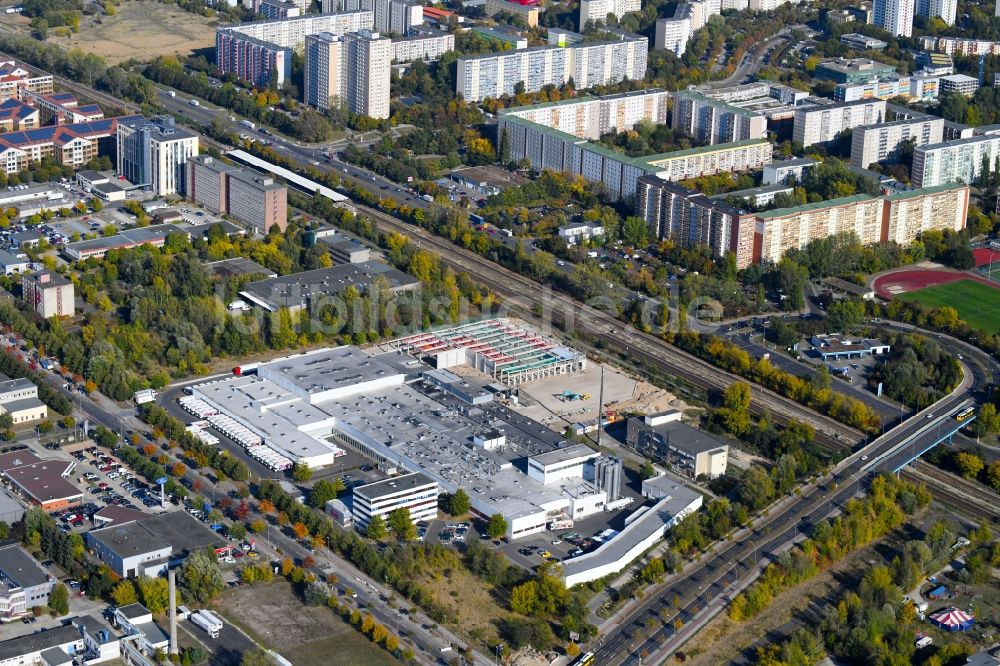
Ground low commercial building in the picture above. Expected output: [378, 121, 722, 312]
[0, 624, 84, 664]
[0, 249, 30, 275]
[810, 334, 891, 360]
[840, 33, 888, 50]
[450, 165, 530, 196]
[792, 99, 886, 147]
[939, 73, 978, 96]
[0, 485, 25, 524]
[0, 450, 81, 512]
[62, 224, 188, 261]
[205, 257, 278, 280]
[22, 271, 74, 319]
[710, 183, 793, 208]
[814, 57, 896, 84]
[482, 0, 540, 26]
[762, 156, 818, 185]
[113, 604, 169, 655]
[558, 222, 604, 245]
[351, 472, 438, 530]
[0, 376, 48, 424]
[318, 233, 371, 264]
[86, 511, 226, 577]
[0, 543, 54, 619]
[471, 25, 527, 50]
[626, 411, 729, 478]
[238, 260, 419, 313]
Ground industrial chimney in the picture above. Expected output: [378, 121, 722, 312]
[168, 569, 179, 656]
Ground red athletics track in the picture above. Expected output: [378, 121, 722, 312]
[872, 268, 1000, 299]
[973, 247, 1000, 267]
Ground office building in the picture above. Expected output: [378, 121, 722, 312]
[873, 0, 913, 36]
[635, 176, 754, 267]
[319, 233, 371, 263]
[215, 11, 374, 86]
[0, 61, 54, 102]
[939, 73, 978, 96]
[186, 154, 237, 215]
[671, 90, 767, 145]
[654, 8, 693, 57]
[0, 376, 48, 424]
[186, 156, 288, 233]
[483, 0, 540, 27]
[912, 134, 1000, 187]
[116, 116, 199, 196]
[351, 472, 439, 530]
[324, 0, 423, 35]
[390, 30, 454, 62]
[753, 183, 969, 264]
[815, 57, 897, 84]
[86, 511, 226, 578]
[62, 225, 188, 261]
[558, 222, 605, 244]
[0, 543, 54, 619]
[836, 74, 941, 102]
[499, 89, 669, 140]
[455, 34, 646, 102]
[626, 411, 729, 478]
[304, 31, 392, 119]
[579, 0, 640, 25]
[850, 115, 944, 168]
[916, 0, 956, 25]
[792, 99, 886, 147]
[22, 271, 74, 319]
[840, 33, 888, 50]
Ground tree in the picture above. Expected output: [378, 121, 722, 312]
[388, 508, 416, 541]
[954, 451, 984, 479]
[366, 515, 387, 540]
[240, 648, 276, 666]
[308, 479, 343, 508]
[510, 580, 538, 615]
[137, 576, 172, 613]
[49, 583, 69, 615]
[720, 382, 752, 436]
[228, 522, 247, 541]
[180, 550, 225, 603]
[621, 216, 649, 247]
[486, 513, 508, 540]
[111, 580, 138, 606]
[291, 463, 312, 482]
[448, 488, 470, 515]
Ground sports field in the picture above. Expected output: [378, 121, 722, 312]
[896, 279, 1000, 334]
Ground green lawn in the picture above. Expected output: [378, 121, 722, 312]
[896, 279, 1000, 334]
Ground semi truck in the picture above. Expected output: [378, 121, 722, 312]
[232, 363, 260, 376]
[191, 610, 223, 638]
[240, 120, 256, 130]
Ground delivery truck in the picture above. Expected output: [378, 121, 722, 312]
[191, 610, 223, 638]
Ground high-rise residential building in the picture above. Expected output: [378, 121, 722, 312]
[654, 8, 692, 57]
[0, 61, 53, 102]
[752, 183, 968, 264]
[872, 0, 913, 37]
[215, 11, 374, 86]
[323, 0, 423, 35]
[455, 35, 646, 102]
[747, 0, 794, 10]
[579, 0, 640, 26]
[21, 272, 74, 318]
[792, 99, 886, 147]
[500, 90, 670, 140]
[186, 155, 288, 233]
[836, 74, 941, 102]
[116, 116, 199, 196]
[939, 73, 978, 96]
[304, 30, 391, 119]
[912, 134, 1000, 187]
[257, 0, 301, 18]
[850, 115, 944, 168]
[390, 30, 454, 62]
[916, 0, 956, 25]
[671, 91, 767, 146]
[635, 176, 754, 267]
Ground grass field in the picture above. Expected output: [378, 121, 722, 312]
[896, 279, 1000, 334]
[215, 582, 396, 666]
[49, 1, 219, 63]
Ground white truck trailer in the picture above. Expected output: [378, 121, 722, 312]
[191, 610, 223, 638]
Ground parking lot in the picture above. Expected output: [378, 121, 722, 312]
[71, 444, 176, 520]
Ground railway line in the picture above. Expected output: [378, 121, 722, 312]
[904, 464, 1000, 521]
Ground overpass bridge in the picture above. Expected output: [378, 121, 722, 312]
[863, 401, 977, 475]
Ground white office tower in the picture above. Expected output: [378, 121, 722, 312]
[304, 30, 391, 119]
[916, 0, 956, 24]
[873, 0, 914, 37]
[117, 116, 199, 196]
[579, 0, 640, 26]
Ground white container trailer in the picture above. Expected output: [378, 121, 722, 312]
[191, 610, 223, 638]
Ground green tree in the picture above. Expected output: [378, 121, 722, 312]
[366, 515, 387, 540]
[240, 648, 276, 666]
[137, 576, 172, 613]
[49, 583, 69, 615]
[308, 478, 343, 508]
[954, 451, 984, 479]
[720, 382, 752, 436]
[180, 550, 225, 603]
[621, 216, 649, 247]
[291, 463, 312, 482]
[510, 580, 538, 615]
[388, 507, 416, 541]
[111, 580, 138, 606]
[448, 488, 470, 515]
[486, 513, 508, 539]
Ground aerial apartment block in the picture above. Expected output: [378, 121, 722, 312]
[215, 11, 374, 86]
[792, 99, 886, 147]
[873, 0, 913, 36]
[323, 0, 422, 35]
[671, 90, 767, 146]
[22, 271, 74, 319]
[0, 115, 140, 175]
[920, 35, 1000, 56]
[499, 90, 670, 141]
[912, 133, 1000, 188]
[116, 116, 199, 196]
[835, 74, 941, 102]
[0, 61, 53, 102]
[850, 115, 944, 168]
[304, 30, 392, 119]
[654, 7, 693, 57]
[455, 33, 646, 102]
[916, 0, 956, 25]
[186, 155, 288, 233]
[390, 30, 454, 62]
[579, 0, 640, 26]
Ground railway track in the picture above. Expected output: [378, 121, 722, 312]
[904, 464, 1000, 521]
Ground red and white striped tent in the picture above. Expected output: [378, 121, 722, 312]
[929, 608, 974, 631]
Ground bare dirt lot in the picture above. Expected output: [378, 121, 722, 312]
[49, 1, 220, 63]
[214, 581, 395, 666]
